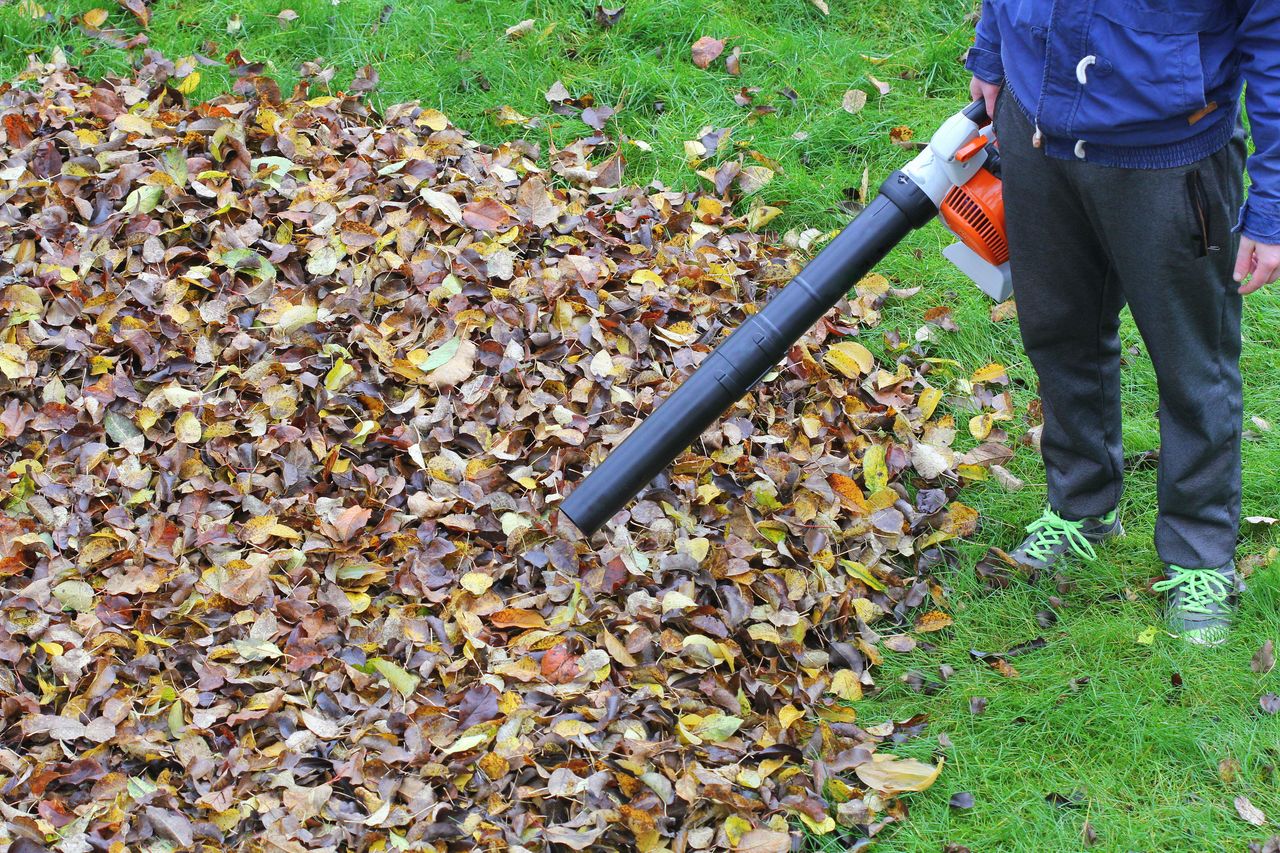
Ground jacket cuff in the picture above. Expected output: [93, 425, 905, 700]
[1235, 196, 1280, 244]
[964, 46, 1004, 85]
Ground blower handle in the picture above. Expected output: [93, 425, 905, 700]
[962, 98, 991, 127]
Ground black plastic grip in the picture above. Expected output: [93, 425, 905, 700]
[962, 98, 990, 126]
[559, 179, 940, 535]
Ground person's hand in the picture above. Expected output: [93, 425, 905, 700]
[1234, 236, 1280, 294]
[970, 75, 1002, 123]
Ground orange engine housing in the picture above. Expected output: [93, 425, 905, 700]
[939, 168, 1008, 266]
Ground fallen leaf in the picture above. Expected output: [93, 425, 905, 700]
[737, 828, 794, 853]
[842, 89, 868, 114]
[691, 36, 726, 69]
[1237, 795, 1268, 827]
[1254, 640, 1275, 674]
[855, 753, 943, 794]
[505, 18, 535, 39]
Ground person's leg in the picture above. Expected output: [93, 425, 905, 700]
[996, 92, 1127, 523]
[1068, 123, 1247, 644]
[1070, 128, 1246, 571]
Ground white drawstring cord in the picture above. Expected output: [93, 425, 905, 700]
[1076, 55, 1098, 85]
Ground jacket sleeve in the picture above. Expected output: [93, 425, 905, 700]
[1235, 0, 1280, 243]
[963, 0, 1004, 85]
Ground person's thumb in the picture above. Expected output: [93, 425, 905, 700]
[1235, 236, 1256, 283]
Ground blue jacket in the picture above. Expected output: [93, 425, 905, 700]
[966, 0, 1280, 243]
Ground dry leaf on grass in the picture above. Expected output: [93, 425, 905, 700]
[1238, 795, 1269, 827]
[692, 35, 726, 69]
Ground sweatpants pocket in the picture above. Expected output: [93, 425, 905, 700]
[1186, 169, 1217, 258]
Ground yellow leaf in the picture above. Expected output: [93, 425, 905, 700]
[797, 813, 836, 835]
[845, 564, 886, 596]
[723, 815, 753, 846]
[747, 204, 783, 230]
[89, 355, 115, 375]
[919, 386, 943, 420]
[176, 72, 201, 95]
[240, 514, 279, 545]
[969, 413, 994, 441]
[0, 343, 29, 379]
[830, 669, 863, 702]
[83, 7, 108, 26]
[629, 269, 665, 288]
[697, 196, 725, 219]
[552, 718, 596, 738]
[855, 753, 944, 794]
[440, 731, 489, 755]
[460, 572, 493, 595]
[478, 752, 509, 780]
[277, 303, 318, 334]
[1136, 625, 1158, 645]
[417, 109, 449, 131]
[687, 537, 710, 562]
[777, 704, 804, 731]
[174, 411, 202, 444]
[325, 357, 355, 391]
[114, 113, 153, 136]
[491, 105, 534, 127]
[861, 444, 888, 492]
[137, 408, 160, 431]
[972, 362, 1008, 384]
[824, 340, 874, 378]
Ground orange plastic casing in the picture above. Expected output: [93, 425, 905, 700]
[939, 168, 1008, 266]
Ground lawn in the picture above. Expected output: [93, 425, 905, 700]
[4, 0, 1280, 850]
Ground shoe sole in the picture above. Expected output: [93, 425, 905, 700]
[1181, 628, 1229, 647]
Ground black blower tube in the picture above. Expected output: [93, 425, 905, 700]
[560, 169, 940, 535]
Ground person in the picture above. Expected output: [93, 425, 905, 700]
[964, 1, 1280, 644]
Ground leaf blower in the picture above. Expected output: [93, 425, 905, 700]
[559, 100, 1010, 536]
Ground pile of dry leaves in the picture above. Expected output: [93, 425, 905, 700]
[0, 51, 1017, 852]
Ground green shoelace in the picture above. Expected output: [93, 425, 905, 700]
[1152, 566, 1232, 615]
[1020, 507, 1100, 562]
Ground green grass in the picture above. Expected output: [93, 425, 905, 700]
[5, 0, 1280, 849]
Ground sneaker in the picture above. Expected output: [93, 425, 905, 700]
[1152, 563, 1240, 646]
[1010, 506, 1123, 573]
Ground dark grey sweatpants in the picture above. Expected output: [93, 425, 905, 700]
[994, 89, 1247, 569]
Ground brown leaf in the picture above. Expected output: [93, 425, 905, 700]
[332, 505, 372, 542]
[737, 828, 794, 853]
[1237, 795, 1268, 827]
[691, 36, 726, 69]
[915, 611, 954, 633]
[1253, 639, 1275, 674]
[116, 0, 150, 26]
[461, 198, 513, 232]
[842, 89, 868, 115]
